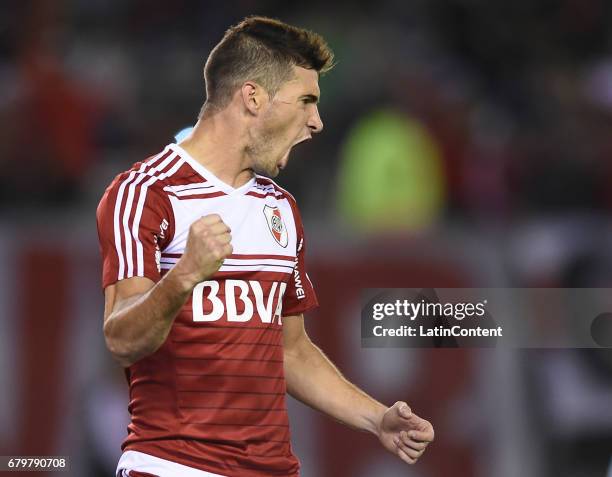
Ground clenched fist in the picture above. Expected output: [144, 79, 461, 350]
[377, 401, 434, 465]
[172, 214, 232, 291]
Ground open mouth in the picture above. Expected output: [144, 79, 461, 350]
[278, 136, 311, 170]
[293, 136, 311, 148]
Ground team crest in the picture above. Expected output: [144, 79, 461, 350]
[263, 205, 288, 248]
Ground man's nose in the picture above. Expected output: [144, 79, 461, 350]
[307, 106, 323, 134]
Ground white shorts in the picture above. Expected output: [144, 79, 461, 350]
[116, 450, 227, 477]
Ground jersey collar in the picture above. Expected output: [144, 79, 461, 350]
[170, 143, 256, 196]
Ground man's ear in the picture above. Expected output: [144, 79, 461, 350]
[241, 81, 266, 115]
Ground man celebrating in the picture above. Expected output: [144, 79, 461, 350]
[97, 16, 433, 477]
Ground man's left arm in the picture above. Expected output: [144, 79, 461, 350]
[283, 314, 434, 465]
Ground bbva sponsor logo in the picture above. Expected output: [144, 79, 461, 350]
[192, 279, 287, 324]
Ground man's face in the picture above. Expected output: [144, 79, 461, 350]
[249, 66, 323, 177]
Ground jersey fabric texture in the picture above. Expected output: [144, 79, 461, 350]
[97, 143, 319, 477]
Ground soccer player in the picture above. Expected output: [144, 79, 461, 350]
[97, 16, 434, 477]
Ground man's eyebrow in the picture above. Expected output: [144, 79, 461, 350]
[300, 94, 320, 104]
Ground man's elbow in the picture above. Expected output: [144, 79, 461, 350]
[103, 319, 138, 367]
[106, 342, 136, 368]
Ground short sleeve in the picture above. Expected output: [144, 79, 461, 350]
[282, 201, 318, 316]
[96, 172, 174, 290]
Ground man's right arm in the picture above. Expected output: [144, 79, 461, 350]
[103, 214, 232, 367]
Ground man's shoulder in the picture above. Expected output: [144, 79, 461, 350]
[97, 146, 184, 215]
[254, 175, 297, 204]
[102, 146, 186, 199]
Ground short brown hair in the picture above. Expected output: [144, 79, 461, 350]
[201, 16, 334, 116]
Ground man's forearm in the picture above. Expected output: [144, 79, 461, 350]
[284, 336, 387, 435]
[104, 268, 194, 366]
[104, 215, 232, 367]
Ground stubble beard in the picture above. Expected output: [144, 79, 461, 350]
[247, 121, 286, 178]
[247, 139, 279, 178]
[252, 160, 279, 178]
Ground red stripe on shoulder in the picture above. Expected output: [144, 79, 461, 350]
[254, 176, 295, 202]
[129, 149, 174, 175]
[163, 163, 209, 186]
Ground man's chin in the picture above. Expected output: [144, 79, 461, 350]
[265, 168, 280, 178]
[252, 164, 280, 178]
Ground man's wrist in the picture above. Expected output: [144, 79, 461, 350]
[366, 402, 388, 437]
[164, 262, 201, 295]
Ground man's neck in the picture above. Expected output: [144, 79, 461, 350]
[178, 116, 254, 189]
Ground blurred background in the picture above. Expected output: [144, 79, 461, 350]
[1, 0, 612, 476]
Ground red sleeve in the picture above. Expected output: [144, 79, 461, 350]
[96, 171, 174, 290]
[282, 199, 318, 316]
